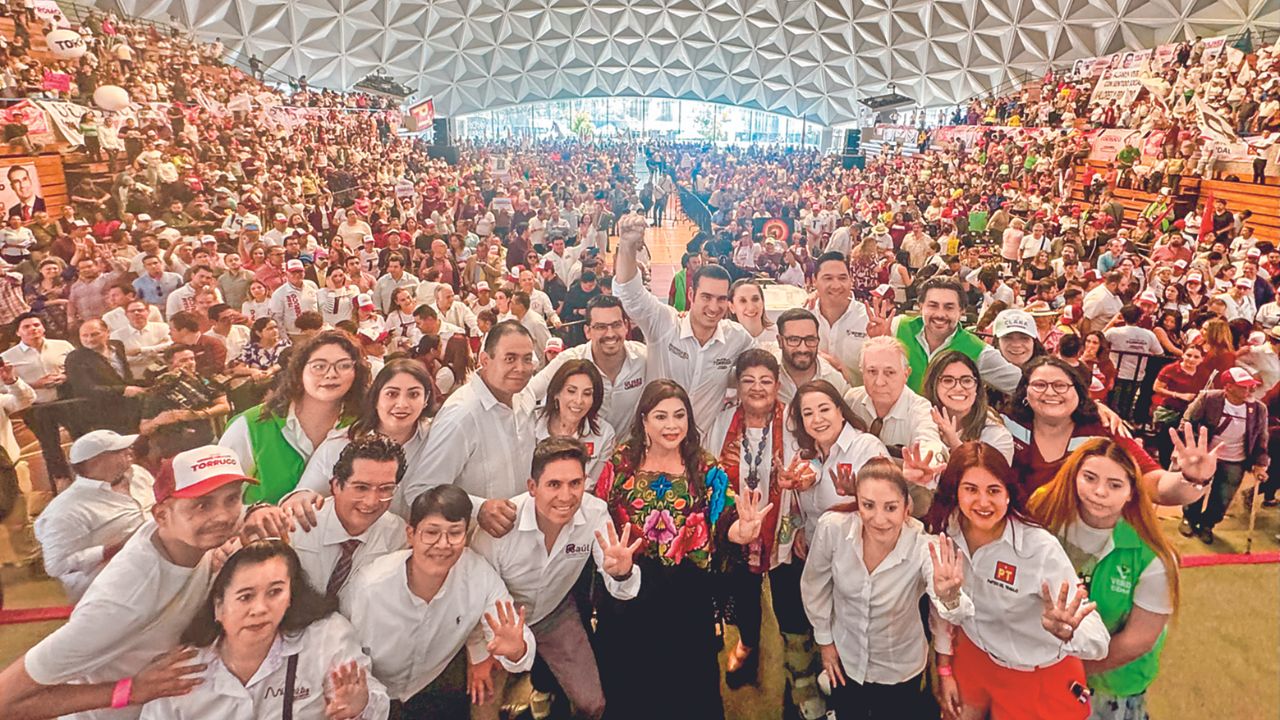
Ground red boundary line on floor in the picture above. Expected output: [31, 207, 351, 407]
[1181, 551, 1280, 568]
[0, 605, 72, 625]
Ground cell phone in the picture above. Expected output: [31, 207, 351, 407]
[1069, 681, 1091, 705]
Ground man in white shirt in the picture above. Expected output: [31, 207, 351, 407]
[612, 213, 755, 431]
[511, 291, 552, 366]
[407, 321, 538, 537]
[433, 284, 480, 337]
[1104, 304, 1166, 412]
[261, 213, 291, 246]
[471, 438, 641, 720]
[2, 313, 76, 483]
[812, 252, 884, 386]
[270, 259, 319, 340]
[541, 236, 579, 286]
[341, 485, 535, 716]
[517, 269, 562, 326]
[774, 307, 849, 405]
[373, 255, 419, 314]
[1219, 277, 1258, 322]
[525, 295, 647, 437]
[1082, 271, 1124, 332]
[34, 430, 154, 602]
[0, 445, 251, 720]
[163, 266, 221, 319]
[203, 304, 250, 363]
[112, 299, 172, 378]
[1018, 222, 1053, 262]
[101, 284, 163, 334]
[823, 217, 853, 256]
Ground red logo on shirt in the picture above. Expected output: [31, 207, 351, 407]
[838, 463, 852, 476]
[585, 442, 595, 456]
[995, 561, 1017, 585]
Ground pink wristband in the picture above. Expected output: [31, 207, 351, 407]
[110, 677, 133, 709]
[937, 665, 954, 677]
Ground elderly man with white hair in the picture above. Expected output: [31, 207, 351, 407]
[433, 284, 480, 337]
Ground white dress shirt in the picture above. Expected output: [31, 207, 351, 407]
[291, 502, 407, 595]
[802, 513, 973, 684]
[795, 424, 889, 541]
[844, 385, 948, 471]
[341, 548, 536, 701]
[205, 324, 251, 365]
[164, 283, 222, 318]
[0, 377, 35, 459]
[295, 420, 431, 518]
[102, 304, 163, 334]
[138, 614, 390, 720]
[33, 466, 156, 602]
[1083, 284, 1123, 329]
[525, 340, 648, 437]
[112, 321, 173, 377]
[1, 338, 74, 403]
[403, 379, 537, 514]
[613, 273, 755, 431]
[24, 521, 216, 720]
[532, 415, 616, 484]
[943, 516, 1111, 670]
[776, 353, 851, 407]
[471, 492, 640, 626]
[814, 298, 871, 386]
[219, 404, 347, 478]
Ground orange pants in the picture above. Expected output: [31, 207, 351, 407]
[952, 630, 1090, 720]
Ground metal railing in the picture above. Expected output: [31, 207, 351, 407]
[676, 184, 712, 236]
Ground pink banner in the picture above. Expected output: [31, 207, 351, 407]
[41, 71, 71, 93]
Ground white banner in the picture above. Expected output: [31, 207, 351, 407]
[34, 99, 90, 146]
[1090, 64, 1148, 106]
[32, 0, 70, 28]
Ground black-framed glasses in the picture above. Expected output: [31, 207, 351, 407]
[781, 335, 820, 348]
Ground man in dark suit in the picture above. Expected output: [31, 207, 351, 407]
[1180, 367, 1270, 544]
[65, 319, 146, 434]
[6, 165, 45, 221]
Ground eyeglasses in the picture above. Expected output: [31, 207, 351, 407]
[1028, 380, 1074, 396]
[781, 335, 820, 349]
[937, 375, 977, 389]
[345, 482, 397, 500]
[416, 527, 468, 547]
[589, 321, 626, 333]
[305, 359, 357, 376]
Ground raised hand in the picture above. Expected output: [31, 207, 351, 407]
[324, 660, 370, 720]
[1040, 580, 1097, 642]
[777, 455, 817, 491]
[728, 488, 774, 545]
[484, 600, 528, 662]
[467, 656, 496, 706]
[928, 535, 964, 609]
[281, 490, 325, 532]
[616, 213, 648, 250]
[242, 505, 293, 543]
[866, 299, 895, 337]
[902, 444, 946, 487]
[829, 463, 857, 497]
[129, 646, 207, 705]
[1170, 422, 1221, 485]
[931, 407, 964, 450]
[595, 522, 642, 579]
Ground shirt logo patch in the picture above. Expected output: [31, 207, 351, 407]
[623, 377, 644, 390]
[564, 542, 592, 556]
[667, 343, 689, 360]
[994, 561, 1017, 585]
[713, 357, 733, 369]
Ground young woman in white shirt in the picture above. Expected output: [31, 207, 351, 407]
[241, 279, 273, 323]
[801, 457, 970, 719]
[140, 539, 389, 720]
[921, 350, 1016, 463]
[534, 359, 616, 484]
[728, 278, 774, 347]
[923, 442, 1111, 720]
[316, 266, 358, 327]
[1027, 439, 1180, 720]
[385, 287, 419, 349]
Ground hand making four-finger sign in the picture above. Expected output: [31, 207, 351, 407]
[595, 521, 643, 579]
[778, 455, 817, 490]
[928, 535, 965, 610]
[1040, 580, 1097, 643]
[484, 600, 528, 662]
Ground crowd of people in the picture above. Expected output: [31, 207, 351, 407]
[0, 5, 1272, 720]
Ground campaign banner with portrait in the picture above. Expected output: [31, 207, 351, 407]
[0, 162, 46, 221]
[1087, 128, 1143, 162]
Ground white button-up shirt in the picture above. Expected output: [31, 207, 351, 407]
[112, 321, 173, 378]
[138, 614, 390, 720]
[404, 379, 537, 513]
[613, 273, 755, 431]
[471, 492, 640, 626]
[844, 386, 948, 470]
[0, 377, 35, 459]
[269, 280, 320, 335]
[944, 516, 1111, 670]
[776, 352, 851, 407]
[33, 467, 156, 602]
[291, 502, 407, 595]
[525, 339, 648, 437]
[802, 512, 973, 684]
[295, 420, 431, 518]
[24, 521, 216, 720]
[1, 338, 74, 403]
[795, 424, 889, 541]
[814, 298, 870, 385]
[341, 548, 536, 701]
[102, 304, 163, 334]
[205, 324, 251, 366]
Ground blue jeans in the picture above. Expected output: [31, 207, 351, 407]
[1183, 460, 1246, 530]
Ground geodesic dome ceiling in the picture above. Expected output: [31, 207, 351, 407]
[111, 0, 1279, 125]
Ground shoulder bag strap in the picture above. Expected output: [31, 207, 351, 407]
[282, 653, 299, 720]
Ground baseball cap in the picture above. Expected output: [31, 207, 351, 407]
[137, 213, 152, 222]
[356, 293, 375, 310]
[285, 259, 305, 273]
[1174, 259, 1188, 269]
[871, 283, 892, 298]
[1248, 248, 1262, 260]
[201, 234, 217, 244]
[541, 259, 556, 272]
[1236, 277, 1254, 289]
[154, 445, 256, 504]
[1061, 305, 1078, 323]
[68, 430, 138, 465]
[993, 309, 1036, 338]
[1084, 269, 1101, 282]
[274, 213, 287, 221]
[476, 281, 490, 292]
[545, 337, 564, 352]
[1224, 367, 1261, 387]
[1137, 289, 1159, 305]
[1248, 331, 1267, 347]
[1186, 271, 1203, 283]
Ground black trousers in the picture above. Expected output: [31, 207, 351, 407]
[25, 403, 70, 481]
[827, 672, 935, 720]
[388, 649, 469, 720]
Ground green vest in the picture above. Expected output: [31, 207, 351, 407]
[895, 316, 987, 394]
[1082, 520, 1168, 698]
[238, 405, 350, 505]
[671, 270, 688, 312]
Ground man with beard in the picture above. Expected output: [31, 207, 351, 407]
[773, 308, 849, 405]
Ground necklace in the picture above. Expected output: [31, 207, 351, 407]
[741, 418, 771, 490]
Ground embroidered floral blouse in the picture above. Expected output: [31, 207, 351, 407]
[596, 444, 737, 571]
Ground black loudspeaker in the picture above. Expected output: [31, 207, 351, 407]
[844, 128, 862, 154]
[841, 153, 865, 170]
[428, 145, 459, 165]
[433, 118, 451, 145]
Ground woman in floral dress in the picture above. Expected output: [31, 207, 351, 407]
[593, 379, 769, 720]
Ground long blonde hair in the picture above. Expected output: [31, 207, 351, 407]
[1027, 438, 1180, 612]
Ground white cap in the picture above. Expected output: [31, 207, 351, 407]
[285, 259, 305, 272]
[68, 429, 138, 464]
[475, 281, 490, 292]
[993, 309, 1036, 338]
[1236, 277, 1254, 289]
[545, 337, 564, 352]
[356, 293, 375, 310]
[155, 445, 255, 503]
[871, 283, 893, 298]
[1224, 367, 1261, 387]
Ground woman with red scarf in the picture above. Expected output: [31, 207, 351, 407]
[704, 350, 800, 693]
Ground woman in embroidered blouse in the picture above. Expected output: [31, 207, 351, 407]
[229, 317, 290, 380]
[594, 379, 769, 720]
